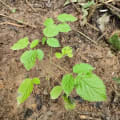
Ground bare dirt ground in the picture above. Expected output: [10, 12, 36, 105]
[0, 0, 120, 120]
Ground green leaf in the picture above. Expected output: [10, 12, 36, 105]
[11, 37, 29, 50]
[50, 86, 62, 99]
[43, 24, 59, 37]
[32, 77, 40, 84]
[75, 73, 107, 101]
[44, 18, 54, 27]
[109, 34, 120, 50]
[36, 49, 44, 61]
[17, 78, 33, 104]
[63, 95, 76, 110]
[62, 46, 73, 58]
[81, 1, 95, 9]
[55, 52, 63, 59]
[57, 23, 71, 32]
[73, 63, 94, 74]
[61, 74, 74, 96]
[11, 8, 16, 13]
[57, 13, 77, 22]
[20, 50, 37, 71]
[42, 37, 47, 45]
[47, 38, 60, 47]
[30, 39, 39, 49]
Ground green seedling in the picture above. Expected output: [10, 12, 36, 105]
[11, 37, 44, 70]
[64, 0, 94, 25]
[81, 0, 95, 25]
[55, 46, 73, 59]
[50, 63, 107, 110]
[109, 33, 120, 51]
[11, 8, 16, 13]
[17, 77, 40, 104]
[42, 14, 77, 47]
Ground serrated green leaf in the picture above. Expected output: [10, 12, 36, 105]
[36, 49, 44, 61]
[32, 77, 40, 84]
[17, 78, 33, 104]
[42, 37, 47, 45]
[61, 74, 74, 96]
[47, 38, 60, 47]
[43, 24, 59, 37]
[50, 86, 62, 99]
[44, 18, 54, 27]
[57, 13, 77, 22]
[20, 50, 37, 71]
[109, 34, 120, 50]
[30, 39, 39, 49]
[73, 63, 94, 74]
[55, 52, 63, 59]
[57, 23, 71, 32]
[11, 37, 29, 50]
[62, 46, 73, 57]
[75, 73, 107, 101]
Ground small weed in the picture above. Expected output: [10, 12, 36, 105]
[11, 37, 44, 71]
[55, 46, 73, 59]
[50, 63, 107, 110]
[109, 33, 120, 51]
[11, 13, 77, 105]
[17, 78, 40, 104]
[42, 13, 77, 47]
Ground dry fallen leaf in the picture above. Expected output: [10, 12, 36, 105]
[97, 14, 110, 32]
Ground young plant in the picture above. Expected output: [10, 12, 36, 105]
[50, 63, 107, 110]
[11, 37, 44, 71]
[17, 77, 40, 104]
[109, 33, 120, 51]
[55, 46, 73, 59]
[11, 13, 77, 105]
[81, 0, 95, 25]
[64, 0, 95, 25]
[42, 14, 77, 47]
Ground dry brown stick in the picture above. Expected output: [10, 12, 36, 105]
[69, 0, 81, 13]
[97, 32, 106, 41]
[74, 29, 97, 45]
[0, 21, 24, 27]
[26, 0, 37, 12]
[105, 0, 115, 3]
[86, 22, 99, 32]
[0, 14, 36, 28]
[0, 0, 12, 11]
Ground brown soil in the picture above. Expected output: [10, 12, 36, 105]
[0, 0, 120, 120]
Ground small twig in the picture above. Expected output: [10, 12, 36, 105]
[0, 0, 13, 11]
[0, 14, 36, 28]
[105, 0, 115, 3]
[69, 0, 81, 13]
[26, 0, 37, 12]
[97, 32, 106, 41]
[74, 29, 97, 44]
[0, 21, 24, 27]
[86, 22, 99, 32]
